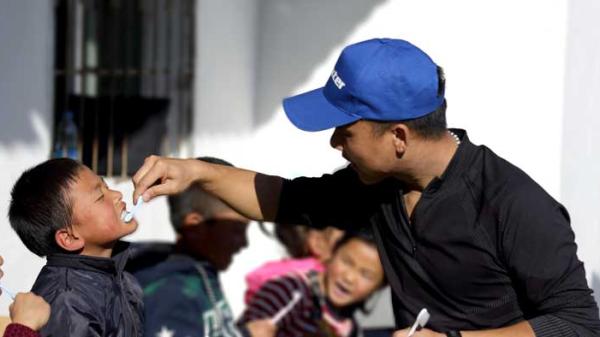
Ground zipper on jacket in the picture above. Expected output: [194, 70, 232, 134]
[398, 191, 418, 257]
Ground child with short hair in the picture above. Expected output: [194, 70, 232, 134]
[238, 230, 386, 337]
[8, 158, 143, 337]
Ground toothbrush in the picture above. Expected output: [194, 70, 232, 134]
[270, 291, 302, 325]
[0, 283, 16, 300]
[122, 196, 144, 222]
[407, 308, 430, 337]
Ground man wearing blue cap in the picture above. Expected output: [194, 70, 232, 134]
[132, 38, 600, 337]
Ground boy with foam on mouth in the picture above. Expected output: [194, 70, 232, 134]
[8, 158, 143, 337]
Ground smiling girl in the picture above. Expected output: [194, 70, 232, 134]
[238, 230, 386, 337]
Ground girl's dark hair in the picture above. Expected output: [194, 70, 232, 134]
[259, 222, 310, 258]
[9, 158, 83, 257]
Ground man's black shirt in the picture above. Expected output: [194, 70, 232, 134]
[276, 129, 600, 337]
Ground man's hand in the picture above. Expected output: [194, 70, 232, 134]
[392, 328, 444, 337]
[9, 292, 51, 331]
[245, 318, 276, 337]
[132, 156, 204, 202]
[132, 154, 282, 221]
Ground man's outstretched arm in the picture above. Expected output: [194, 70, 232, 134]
[132, 155, 283, 221]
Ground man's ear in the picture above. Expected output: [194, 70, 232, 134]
[182, 212, 204, 228]
[55, 227, 85, 252]
[390, 123, 409, 157]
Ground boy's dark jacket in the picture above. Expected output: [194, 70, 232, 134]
[31, 242, 144, 337]
[134, 253, 242, 337]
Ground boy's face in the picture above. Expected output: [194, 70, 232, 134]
[179, 209, 249, 271]
[325, 238, 384, 308]
[68, 167, 138, 254]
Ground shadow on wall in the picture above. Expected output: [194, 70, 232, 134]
[0, 0, 53, 146]
[253, 0, 385, 127]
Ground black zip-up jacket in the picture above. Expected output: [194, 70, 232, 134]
[276, 129, 600, 337]
[32, 242, 144, 337]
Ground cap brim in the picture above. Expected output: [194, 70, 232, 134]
[283, 88, 360, 132]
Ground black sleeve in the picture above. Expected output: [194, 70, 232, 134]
[275, 166, 376, 230]
[500, 178, 600, 337]
[39, 290, 103, 337]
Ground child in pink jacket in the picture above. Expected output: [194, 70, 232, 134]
[244, 225, 343, 303]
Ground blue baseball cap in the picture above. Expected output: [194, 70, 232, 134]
[283, 38, 445, 132]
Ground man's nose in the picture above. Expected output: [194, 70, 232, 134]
[330, 129, 343, 151]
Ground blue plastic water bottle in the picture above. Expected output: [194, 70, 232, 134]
[53, 111, 79, 160]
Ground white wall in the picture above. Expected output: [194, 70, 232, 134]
[193, 0, 258, 135]
[562, 0, 600, 306]
[0, 0, 54, 314]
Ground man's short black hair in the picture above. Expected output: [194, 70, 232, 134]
[373, 66, 447, 139]
[168, 156, 234, 232]
[9, 158, 83, 257]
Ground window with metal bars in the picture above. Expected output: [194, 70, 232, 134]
[52, 0, 195, 177]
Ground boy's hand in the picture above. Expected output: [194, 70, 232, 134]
[9, 292, 51, 331]
[246, 319, 276, 337]
[132, 156, 203, 202]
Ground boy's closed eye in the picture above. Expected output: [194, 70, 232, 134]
[94, 178, 107, 202]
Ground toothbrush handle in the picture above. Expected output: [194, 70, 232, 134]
[0, 284, 16, 300]
[406, 323, 418, 337]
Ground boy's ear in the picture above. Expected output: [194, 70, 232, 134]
[182, 212, 204, 228]
[306, 231, 329, 261]
[55, 228, 85, 252]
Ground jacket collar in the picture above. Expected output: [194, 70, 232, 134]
[167, 254, 217, 275]
[133, 253, 218, 286]
[421, 128, 477, 195]
[46, 241, 131, 275]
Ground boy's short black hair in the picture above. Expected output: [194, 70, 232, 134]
[331, 228, 378, 254]
[168, 156, 234, 232]
[9, 158, 83, 257]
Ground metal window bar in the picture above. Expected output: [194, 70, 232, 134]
[52, 0, 196, 177]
